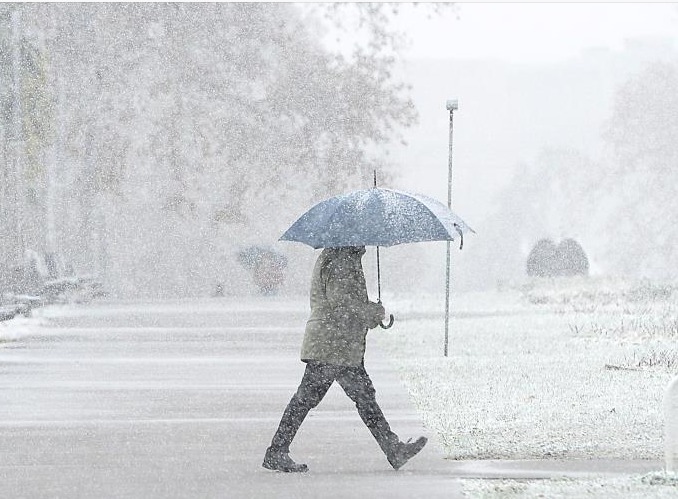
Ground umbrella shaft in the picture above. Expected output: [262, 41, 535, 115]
[374, 170, 382, 303]
[444, 241, 451, 356]
[377, 246, 382, 302]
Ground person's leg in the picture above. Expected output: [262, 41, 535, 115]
[263, 362, 338, 471]
[335, 366, 400, 454]
[336, 365, 427, 470]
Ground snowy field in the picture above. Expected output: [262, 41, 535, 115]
[378, 276, 678, 497]
[459, 472, 678, 499]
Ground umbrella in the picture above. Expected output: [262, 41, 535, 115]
[280, 179, 474, 328]
[237, 246, 288, 271]
[280, 188, 472, 249]
[237, 246, 289, 296]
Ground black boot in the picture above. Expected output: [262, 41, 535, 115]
[387, 436, 428, 470]
[262, 447, 308, 473]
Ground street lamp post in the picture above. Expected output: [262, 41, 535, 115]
[444, 99, 458, 357]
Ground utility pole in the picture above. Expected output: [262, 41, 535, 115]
[444, 99, 458, 357]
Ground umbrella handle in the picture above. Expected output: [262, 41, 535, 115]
[455, 224, 464, 250]
[380, 314, 395, 329]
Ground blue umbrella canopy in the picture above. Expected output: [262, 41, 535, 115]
[280, 187, 474, 249]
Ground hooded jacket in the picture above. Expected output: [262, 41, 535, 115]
[300, 247, 383, 366]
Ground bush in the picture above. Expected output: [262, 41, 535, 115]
[526, 238, 589, 278]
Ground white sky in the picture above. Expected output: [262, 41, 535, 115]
[393, 2, 678, 62]
[378, 2, 678, 230]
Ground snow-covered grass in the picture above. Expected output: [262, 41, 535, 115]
[461, 471, 678, 498]
[377, 276, 678, 496]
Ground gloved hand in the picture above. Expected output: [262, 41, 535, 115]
[366, 301, 386, 329]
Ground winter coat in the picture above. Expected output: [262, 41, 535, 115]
[300, 247, 384, 366]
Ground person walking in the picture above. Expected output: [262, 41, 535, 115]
[263, 246, 427, 473]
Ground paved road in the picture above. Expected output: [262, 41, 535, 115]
[0, 298, 661, 498]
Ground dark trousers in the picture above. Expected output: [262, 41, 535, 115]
[269, 361, 399, 455]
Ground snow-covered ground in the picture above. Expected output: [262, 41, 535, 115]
[378, 276, 678, 496]
[0, 313, 51, 342]
[3, 277, 678, 497]
[461, 471, 678, 498]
